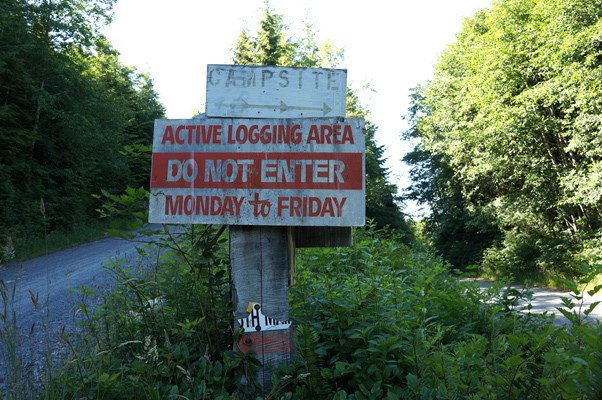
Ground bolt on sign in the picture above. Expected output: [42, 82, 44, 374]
[206, 64, 347, 118]
[148, 117, 365, 226]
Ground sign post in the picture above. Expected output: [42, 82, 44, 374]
[149, 65, 364, 390]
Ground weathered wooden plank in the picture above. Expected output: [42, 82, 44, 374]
[206, 64, 347, 118]
[149, 117, 366, 227]
[287, 227, 296, 285]
[230, 225, 290, 321]
[230, 225, 293, 390]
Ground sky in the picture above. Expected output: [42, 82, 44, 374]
[103, 0, 493, 216]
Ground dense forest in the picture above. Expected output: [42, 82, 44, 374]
[5, 0, 602, 284]
[406, 0, 602, 281]
[0, 0, 164, 259]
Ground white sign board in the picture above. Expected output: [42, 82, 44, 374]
[149, 117, 365, 226]
[205, 64, 347, 118]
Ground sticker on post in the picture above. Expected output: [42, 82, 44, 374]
[237, 302, 292, 332]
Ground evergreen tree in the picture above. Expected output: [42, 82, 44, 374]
[232, 2, 411, 237]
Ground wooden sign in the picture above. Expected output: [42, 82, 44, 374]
[206, 65, 347, 118]
[148, 117, 365, 227]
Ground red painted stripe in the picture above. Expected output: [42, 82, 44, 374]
[151, 152, 363, 190]
[237, 331, 292, 355]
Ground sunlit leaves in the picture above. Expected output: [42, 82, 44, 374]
[406, 0, 602, 276]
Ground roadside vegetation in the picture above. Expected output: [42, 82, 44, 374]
[3, 220, 109, 261]
[405, 0, 602, 286]
[3, 221, 602, 399]
[0, 0, 164, 263]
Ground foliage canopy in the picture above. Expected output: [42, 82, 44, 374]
[0, 0, 164, 258]
[405, 0, 602, 278]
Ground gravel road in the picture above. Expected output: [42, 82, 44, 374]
[0, 232, 162, 392]
[462, 278, 602, 325]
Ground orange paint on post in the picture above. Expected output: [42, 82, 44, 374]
[237, 330, 292, 355]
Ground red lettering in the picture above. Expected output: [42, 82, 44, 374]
[212, 125, 222, 143]
[321, 197, 334, 217]
[291, 196, 302, 216]
[196, 196, 210, 215]
[336, 197, 347, 217]
[306, 124, 354, 144]
[161, 125, 223, 145]
[151, 153, 362, 190]
[165, 195, 243, 216]
[307, 125, 320, 143]
[175, 125, 186, 144]
[161, 126, 175, 145]
[227, 125, 235, 144]
[321, 125, 332, 144]
[184, 196, 195, 215]
[309, 197, 321, 216]
[201, 126, 211, 143]
[276, 196, 347, 218]
[165, 195, 183, 215]
[342, 125, 354, 144]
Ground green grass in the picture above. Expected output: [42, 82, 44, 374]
[479, 260, 602, 292]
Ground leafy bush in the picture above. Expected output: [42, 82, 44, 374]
[272, 223, 602, 399]
[37, 220, 602, 400]
[405, 0, 602, 280]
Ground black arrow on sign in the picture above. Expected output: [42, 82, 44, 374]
[241, 99, 332, 116]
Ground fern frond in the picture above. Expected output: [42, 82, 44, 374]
[295, 325, 329, 396]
